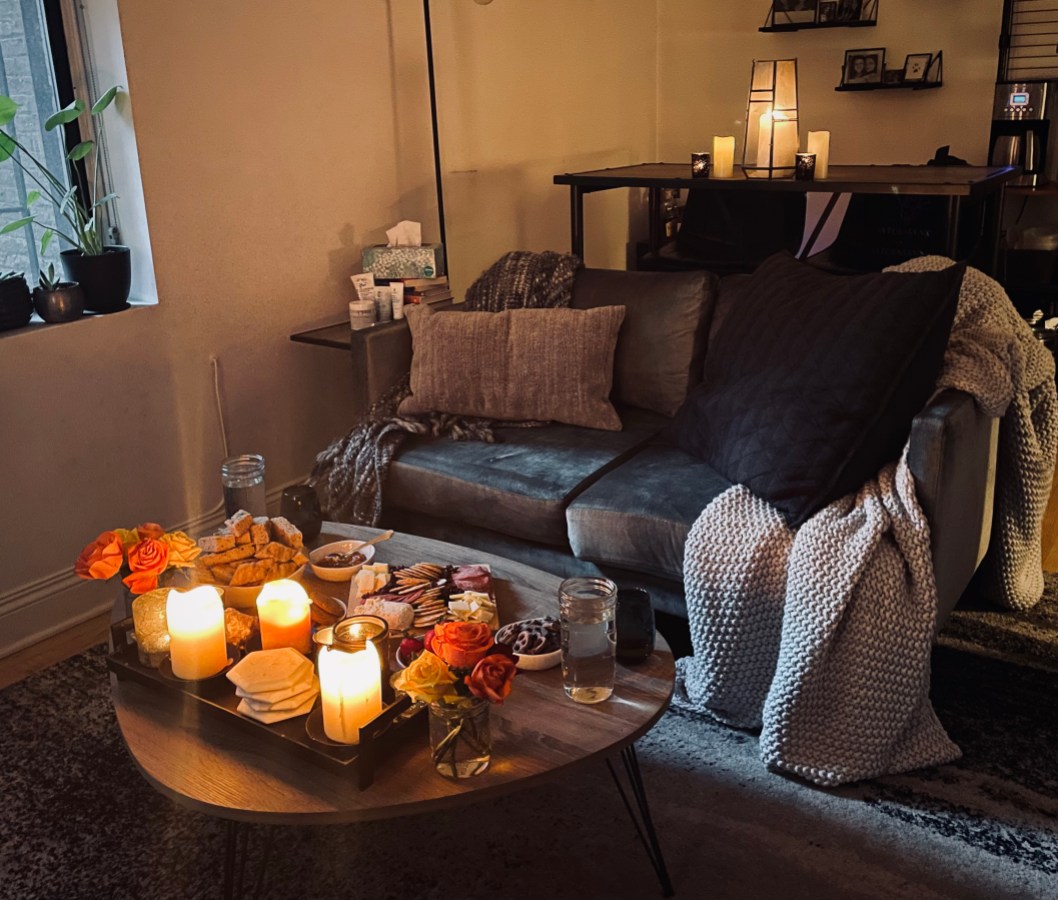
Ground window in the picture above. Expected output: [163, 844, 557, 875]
[0, 0, 73, 279]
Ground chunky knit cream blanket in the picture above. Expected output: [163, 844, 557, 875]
[674, 258, 1058, 786]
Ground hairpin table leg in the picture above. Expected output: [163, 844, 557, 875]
[222, 820, 267, 900]
[607, 743, 675, 897]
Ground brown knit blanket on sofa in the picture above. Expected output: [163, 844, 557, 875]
[311, 251, 581, 525]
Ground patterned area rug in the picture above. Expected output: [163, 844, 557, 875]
[1, 638, 1056, 899]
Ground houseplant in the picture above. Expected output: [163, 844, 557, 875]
[0, 270, 32, 331]
[392, 621, 517, 778]
[32, 263, 84, 323]
[0, 86, 130, 313]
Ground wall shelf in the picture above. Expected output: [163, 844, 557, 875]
[835, 81, 942, 92]
[837, 49, 942, 92]
[760, 0, 878, 32]
[761, 19, 876, 32]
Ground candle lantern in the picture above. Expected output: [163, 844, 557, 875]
[795, 152, 817, 181]
[691, 151, 711, 178]
[742, 58, 799, 179]
[318, 623, 384, 745]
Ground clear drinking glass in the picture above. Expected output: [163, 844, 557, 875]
[220, 454, 266, 517]
[559, 576, 617, 704]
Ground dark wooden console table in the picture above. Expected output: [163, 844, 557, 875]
[554, 163, 1019, 273]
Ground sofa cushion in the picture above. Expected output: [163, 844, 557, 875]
[385, 407, 670, 546]
[572, 268, 717, 416]
[665, 252, 965, 527]
[399, 303, 625, 430]
[566, 442, 732, 581]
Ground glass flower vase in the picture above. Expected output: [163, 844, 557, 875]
[428, 697, 491, 778]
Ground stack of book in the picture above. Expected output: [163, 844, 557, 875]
[397, 276, 453, 305]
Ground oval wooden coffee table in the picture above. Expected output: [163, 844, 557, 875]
[111, 525, 675, 897]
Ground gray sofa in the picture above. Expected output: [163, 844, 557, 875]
[353, 268, 998, 626]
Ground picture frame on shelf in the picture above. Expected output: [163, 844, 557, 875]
[883, 68, 904, 85]
[842, 48, 885, 86]
[903, 53, 933, 83]
[771, 0, 818, 24]
[818, 1, 837, 22]
[835, 0, 863, 21]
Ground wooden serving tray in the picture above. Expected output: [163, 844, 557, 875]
[106, 618, 425, 788]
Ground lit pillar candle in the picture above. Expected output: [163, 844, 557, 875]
[256, 579, 312, 654]
[807, 130, 830, 179]
[166, 586, 228, 680]
[712, 135, 735, 178]
[756, 111, 773, 171]
[318, 640, 382, 744]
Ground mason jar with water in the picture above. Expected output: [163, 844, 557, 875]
[559, 576, 617, 704]
[220, 454, 267, 518]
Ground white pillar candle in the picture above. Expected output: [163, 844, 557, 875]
[318, 640, 382, 744]
[166, 586, 228, 680]
[756, 111, 773, 171]
[807, 130, 830, 179]
[256, 579, 312, 654]
[712, 135, 735, 178]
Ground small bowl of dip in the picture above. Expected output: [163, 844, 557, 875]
[307, 540, 376, 583]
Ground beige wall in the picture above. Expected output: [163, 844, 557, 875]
[658, 0, 1004, 166]
[0, 0, 657, 655]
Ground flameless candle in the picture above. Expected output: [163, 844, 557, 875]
[712, 135, 735, 178]
[166, 586, 228, 680]
[256, 579, 312, 654]
[807, 130, 830, 179]
[795, 152, 816, 181]
[691, 151, 711, 178]
[318, 640, 382, 744]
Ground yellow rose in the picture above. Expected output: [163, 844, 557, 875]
[391, 650, 458, 704]
[160, 531, 201, 567]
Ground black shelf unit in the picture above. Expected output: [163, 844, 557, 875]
[761, 0, 878, 32]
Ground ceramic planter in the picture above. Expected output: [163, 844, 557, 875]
[61, 245, 131, 313]
[33, 282, 85, 323]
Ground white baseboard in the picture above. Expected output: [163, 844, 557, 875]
[0, 479, 308, 660]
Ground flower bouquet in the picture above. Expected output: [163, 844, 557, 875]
[75, 522, 201, 597]
[392, 621, 517, 778]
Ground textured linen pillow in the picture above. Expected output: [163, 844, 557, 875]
[399, 304, 626, 431]
[665, 252, 965, 526]
[571, 268, 717, 416]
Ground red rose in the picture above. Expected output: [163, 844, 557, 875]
[135, 522, 165, 540]
[122, 537, 170, 595]
[74, 531, 124, 581]
[467, 653, 517, 703]
[430, 621, 494, 670]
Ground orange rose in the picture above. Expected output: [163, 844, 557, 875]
[430, 621, 494, 670]
[122, 537, 170, 595]
[136, 522, 165, 540]
[74, 531, 125, 581]
[467, 653, 517, 703]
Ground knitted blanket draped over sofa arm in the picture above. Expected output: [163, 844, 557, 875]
[674, 258, 1058, 786]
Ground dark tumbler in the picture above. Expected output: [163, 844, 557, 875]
[280, 484, 323, 543]
[616, 588, 656, 664]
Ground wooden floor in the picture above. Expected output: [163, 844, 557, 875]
[3, 472, 1058, 691]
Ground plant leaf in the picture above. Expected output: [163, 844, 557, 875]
[90, 86, 121, 116]
[91, 191, 118, 209]
[0, 96, 18, 127]
[0, 216, 34, 235]
[26, 190, 40, 205]
[0, 132, 15, 162]
[44, 99, 85, 132]
[67, 140, 94, 162]
[40, 230, 53, 254]
[58, 185, 78, 217]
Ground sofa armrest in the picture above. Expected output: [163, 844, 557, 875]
[353, 300, 457, 408]
[908, 389, 999, 627]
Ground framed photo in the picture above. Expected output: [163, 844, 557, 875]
[818, 1, 837, 22]
[883, 68, 904, 85]
[772, 0, 818, 24]
[903, 53, 933, 83]
[835, 0, 863, 21]
[842, 48, 885, 86]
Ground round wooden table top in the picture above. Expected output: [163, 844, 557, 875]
[111, 524, 675, 825]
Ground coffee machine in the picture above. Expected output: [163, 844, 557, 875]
[990, 82, 1051, 186]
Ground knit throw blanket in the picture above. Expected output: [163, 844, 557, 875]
[311, 251, 581, 525]
[674, 258, 1058, 786]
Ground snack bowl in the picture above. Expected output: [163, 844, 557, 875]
[308, 540, 376, 582]
[178, 565, 306, 609]
[495, 617, 562, 671]
[513, 647, 562, 671]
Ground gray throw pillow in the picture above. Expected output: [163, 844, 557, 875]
[572, 268, 717, 416]
[399, 304, 626, 431]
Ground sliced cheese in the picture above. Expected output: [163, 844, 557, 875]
[226, 647, 312, 694]
[236, 692, 317, 724]
[235, 668, 315, 703]
[241, 678, 320, 713]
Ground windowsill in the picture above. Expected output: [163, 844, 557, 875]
[0, 298, 158, 342]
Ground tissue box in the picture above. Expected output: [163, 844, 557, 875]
[362, 244, 446, 280]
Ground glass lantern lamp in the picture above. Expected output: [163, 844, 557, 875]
[742, 58, 799, 179]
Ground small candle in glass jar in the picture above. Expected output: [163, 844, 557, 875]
[257, 579, 312, 654]
[795, 152, 817, 181]
[691, 151, 711, 178]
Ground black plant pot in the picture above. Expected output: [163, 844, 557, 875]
[60, 245, 131, 314]
[0, 275, 33, 332]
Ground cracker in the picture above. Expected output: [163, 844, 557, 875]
[231, 558, 274, 586]
[226, 510, 254, 537]
[255, 542, 298, 563]
[201, 544, 256, 567]
[198, 533, 236, 554]
[270, 516, 304, 549]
